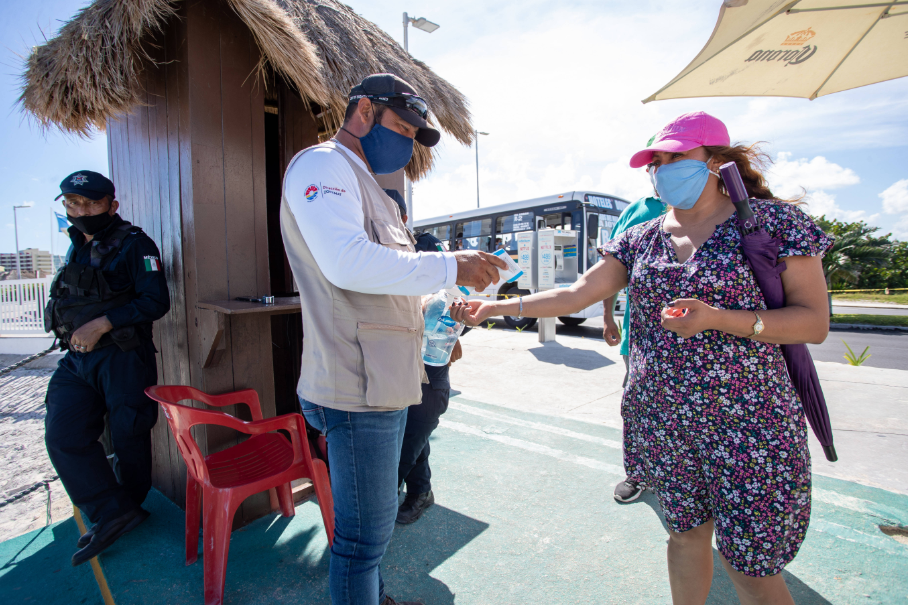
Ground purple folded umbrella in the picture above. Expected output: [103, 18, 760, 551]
[720, 162, 837, 462]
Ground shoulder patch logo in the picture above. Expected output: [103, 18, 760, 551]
[143, 256, 161, 271]
[305, 184, 319, 202]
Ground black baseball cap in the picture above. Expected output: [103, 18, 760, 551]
[383, 189, 408, 217]
[349, 74, 441, 148]
[55, 170, 116, 201]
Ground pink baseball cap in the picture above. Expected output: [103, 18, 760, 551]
[629, 112, 730, 169]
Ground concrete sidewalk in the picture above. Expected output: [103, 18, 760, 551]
[2, 394, 905, 604]
[454, 320, 908, 496]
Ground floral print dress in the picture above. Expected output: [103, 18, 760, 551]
[602, 200, 833, 577]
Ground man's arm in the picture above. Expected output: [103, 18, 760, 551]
[286, 150, 458, 295]
[71, 236, 170, 352]
[104, 237, 171, 329]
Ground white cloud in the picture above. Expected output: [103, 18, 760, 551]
[879, 179, 908, 215]
[760, 152, 871, 223]
[878, 179, 908, 239]
[594, 161, 653, 202]
[766, 153, 860, 200]
[800, 190, 867, 222]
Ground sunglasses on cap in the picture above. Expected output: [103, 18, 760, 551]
[350, 93, 429, 120]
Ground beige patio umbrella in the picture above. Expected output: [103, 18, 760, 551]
[643, 0, 908, 102]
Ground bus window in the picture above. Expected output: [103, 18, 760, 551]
[455, 218, 492, 252]
[495, 212, 534, 257]
[542, 213, 571, 230]
[421, 224, 452, 246]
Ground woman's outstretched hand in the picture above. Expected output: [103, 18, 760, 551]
[455, 300, 497, 326]
[660, 298, 717, 339]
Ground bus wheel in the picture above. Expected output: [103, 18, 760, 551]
[558, 317, 587, 326]
[499, 288, 537, 330]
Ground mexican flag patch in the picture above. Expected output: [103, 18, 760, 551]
[144, 256, 161, 271]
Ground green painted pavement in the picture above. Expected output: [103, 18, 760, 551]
[2, 395, 906, 604]
[0, 517, 102, 604]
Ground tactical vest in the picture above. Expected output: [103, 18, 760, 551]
[44, 221, 143, 352]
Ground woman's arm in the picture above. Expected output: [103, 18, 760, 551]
[661, 255, 829, 344]
[463, 255, 629, 325]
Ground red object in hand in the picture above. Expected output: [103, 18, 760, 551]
[665, 307, 688, 318]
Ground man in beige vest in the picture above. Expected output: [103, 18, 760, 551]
[280, 73, 506, 605]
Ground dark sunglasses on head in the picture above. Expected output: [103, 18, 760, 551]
[351, 93, 429, 120]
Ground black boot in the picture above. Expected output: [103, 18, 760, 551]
[396, 490, 434, 525]
[76, 522, 99, 548]
[72, 508, 150, 566]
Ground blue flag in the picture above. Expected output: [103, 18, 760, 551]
[55, 212, 69, 234]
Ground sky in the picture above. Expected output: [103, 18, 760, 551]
[2, 0, 907, 260]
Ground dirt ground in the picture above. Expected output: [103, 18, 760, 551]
[0, 355, 74, 543]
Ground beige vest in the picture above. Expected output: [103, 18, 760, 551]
[280, 142, 427, 412]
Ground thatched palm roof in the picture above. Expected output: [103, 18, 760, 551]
[19, 0, 473, 179]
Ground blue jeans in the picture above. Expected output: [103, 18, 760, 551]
[299, 398, 408, 605]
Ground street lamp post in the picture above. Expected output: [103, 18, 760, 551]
[402, 12, 440, 228]
[474, 131, 489, 208]
[13, 203, 33, 279]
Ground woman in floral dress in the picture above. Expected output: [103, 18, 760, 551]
[462, 112, 832, 605]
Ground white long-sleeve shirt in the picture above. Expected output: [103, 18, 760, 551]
[284, 141, 458, 296]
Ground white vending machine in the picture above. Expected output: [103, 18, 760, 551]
[515, 228, 579, 342]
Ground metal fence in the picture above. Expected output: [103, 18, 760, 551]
[0, 277, 54, 336]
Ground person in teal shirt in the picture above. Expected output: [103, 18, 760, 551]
[603, 184, 665, 503]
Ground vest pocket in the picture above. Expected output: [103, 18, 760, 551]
[357, 322, 422, 408]
[369, 218, 415, 249]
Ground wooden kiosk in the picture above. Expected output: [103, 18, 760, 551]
[22, 0, 473, 524]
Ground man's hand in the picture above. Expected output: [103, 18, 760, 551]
[447, 339, 463, 366]
[453, 251, 509, 292]
[603, 318, 621, 346]
[69, 316, 114, 353]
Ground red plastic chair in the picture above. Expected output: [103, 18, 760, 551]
[145, 385, 334, 605]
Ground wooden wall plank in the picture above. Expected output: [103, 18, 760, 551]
[143, 46, 177, 501]
[185, 0, 241, 459]
[163, 5, 192, 505]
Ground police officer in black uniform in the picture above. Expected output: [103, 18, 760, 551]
[44, 171, 170, 566]
[385, 190, 462, 524]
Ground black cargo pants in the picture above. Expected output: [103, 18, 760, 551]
[45, 340, 158, 525]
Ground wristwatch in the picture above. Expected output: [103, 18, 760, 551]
[749, 312, 764, 338]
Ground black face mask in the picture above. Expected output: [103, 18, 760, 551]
[67, 212, 114, 236]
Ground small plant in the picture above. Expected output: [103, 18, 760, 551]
[842, 340, 871, 366]
[514, 324, 525, 332]
[485, 321, 496, 330]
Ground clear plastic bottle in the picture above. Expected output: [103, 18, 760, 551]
[421, 288, 466, 366]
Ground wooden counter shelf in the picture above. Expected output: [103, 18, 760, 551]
[196, 297, 301, 367]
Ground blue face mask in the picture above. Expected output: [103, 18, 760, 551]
[652, 158, 718, 210]
[358, 123, 415, 175]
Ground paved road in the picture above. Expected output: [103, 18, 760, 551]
[811, 329, 908, 371]
[489, 316, 906, 371]
[831, 305, 908, 317]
